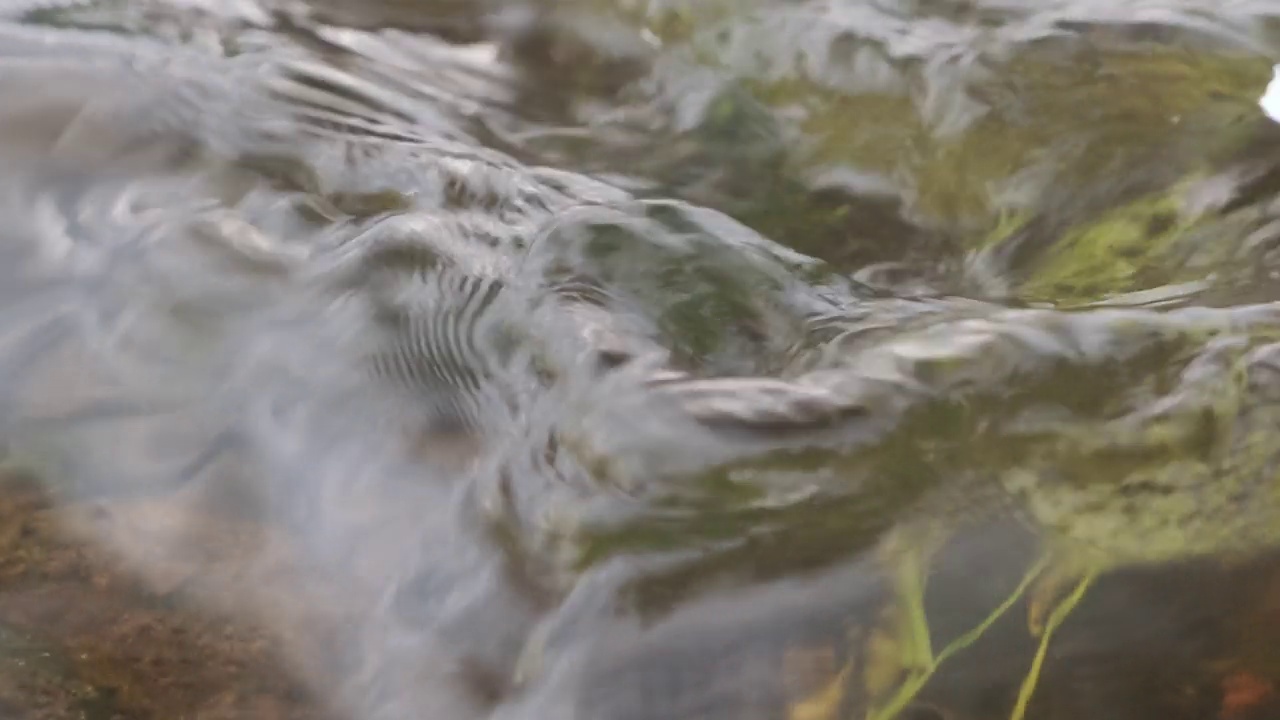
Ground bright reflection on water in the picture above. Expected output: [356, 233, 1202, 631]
[1263, 64, 1280, 122]
[0, 1, 1279, 719]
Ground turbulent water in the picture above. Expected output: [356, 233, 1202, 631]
[1, 1, 1280, 719]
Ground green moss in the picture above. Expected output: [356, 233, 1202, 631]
[1016, 187, 1195, 304]
[765, 48, 1271, 231]
[1000, 338, 1280, 569]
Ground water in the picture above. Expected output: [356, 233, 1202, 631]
[1263, 64, 1280, 120]
[0, 1, 1279, 718]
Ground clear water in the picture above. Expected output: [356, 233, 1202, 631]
[0, 1, 1279, 719]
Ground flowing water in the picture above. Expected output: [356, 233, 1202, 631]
[2, 1, 1280, 719]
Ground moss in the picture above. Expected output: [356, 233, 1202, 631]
[1016, 187, 1196, 304]
[765, 47, 1271, 231]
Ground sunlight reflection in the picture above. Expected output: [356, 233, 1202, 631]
[1263, 64, 1280, 122]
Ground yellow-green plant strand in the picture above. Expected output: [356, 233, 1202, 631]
[936, 555, 1051, 668]
[1009, 571, 1097, 720]
[866, 555, 1050, 720]
[899, 548, 935, 669]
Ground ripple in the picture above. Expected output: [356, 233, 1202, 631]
[1, 3, 1280, 720]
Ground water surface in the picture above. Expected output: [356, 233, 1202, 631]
[1, 1, 1280, 719]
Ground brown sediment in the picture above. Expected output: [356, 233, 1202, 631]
[0, 470, 335, 720]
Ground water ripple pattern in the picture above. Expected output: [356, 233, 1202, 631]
[0, 1, 1278, 719]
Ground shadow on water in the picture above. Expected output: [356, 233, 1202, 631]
[1, 0, 1280, 719]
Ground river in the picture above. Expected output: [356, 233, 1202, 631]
[0, 1, 1279, 719]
